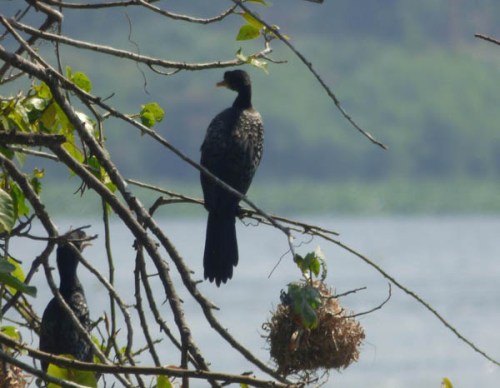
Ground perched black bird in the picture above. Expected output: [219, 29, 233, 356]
[200, 70, 264, 286]
[39, 230, 93, 371]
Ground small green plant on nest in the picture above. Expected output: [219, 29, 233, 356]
[264, 247, 365, 376]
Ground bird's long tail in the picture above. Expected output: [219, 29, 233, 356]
[203, 211, 238, 286]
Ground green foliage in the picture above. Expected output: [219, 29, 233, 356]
[155, 375, 173, 388]
[293, 247, 327, 281]
[0, 78, 88, 168]
[0, 325, 21, 342]
[0, 259, 16, 274]
[236, 48, 269, 74]
[47, 356, 97, 388]
[87, 155, 117, 193]
[442, 377, 453, 388]
[287, 282, 322, 329]
[236, 8, 288, 43]
[281, 247, 329, 329]
[0, 257, 37, 297]
[140, 102, 165, 128]
[241, 11, 265, 30]
[67, 67, 93, 93]
[236, 24, 261, 41]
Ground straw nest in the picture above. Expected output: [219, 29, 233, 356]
[264, 281, 365, 376]
[0, 359, 27, 388]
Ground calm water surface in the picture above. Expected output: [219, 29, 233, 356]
[15, 216, 500, 387]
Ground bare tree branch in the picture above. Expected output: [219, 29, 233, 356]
[4, 17, 244, 71]
[0, 332, 298, 388]
[42, 0, 237, 24]
[475, 33, 500, 46]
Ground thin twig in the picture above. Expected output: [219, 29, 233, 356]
[6, 17, 243, 71]
[42, 0, 237, 24]
[133, 251, 162, 367]
[475, 33, 500, 46]
[347, 283, 391, 318]
[127, 178, 338, 237]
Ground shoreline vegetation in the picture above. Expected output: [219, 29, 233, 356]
[41, 178, 500, 217]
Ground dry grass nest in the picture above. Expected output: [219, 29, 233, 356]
[264, 281, 365, 376]
[0, 359, 27, 388]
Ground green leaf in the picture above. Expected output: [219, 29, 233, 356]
[86, 155, 100, 175]
[442, 378, 453, 388]
[0, 146, 15, 160]
[25, 97, 47, 112]
[71, 71, 92, 93]
[66, 66, 73, 79]
[140, 111, 156, 128]
[0, 325, 21, 342]
[140, 102, 165, 128]
[54, 103, 71, 134]
[30, 168, 45, 195]
[0, 259, 16, 273]
[294, 247, 327, 279]
[156, 375, 173, 388]
[40, 103, 58, 132]
[34, 82, 52, 99]
[0, 272, 37, 297]
[30, 176, 42, 195]
[287, 283, 321, 329]
[236, 48, 248, 62]
[8, 104, 30, 132]
[236, 49, 269, 74]
[105, 181, 117, 193]
[0, 188, 16, 233]
[62, 141, 84, 164]
[236, 24, 261, 41]
[247, 57, 269, 74]
[303, 252, 321, 277]
[47, 357, 97, 388]
[241, 12, 264, 29]
[86, 156, 115, 192]
[10, 182, 30, 218]
[7, 256, 27, 292]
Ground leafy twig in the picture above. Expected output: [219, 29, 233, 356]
[232, 0, 388, 150]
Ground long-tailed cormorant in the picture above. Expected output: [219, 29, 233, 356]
[200, 70, 264, 286]
[39, 230, 93, 371]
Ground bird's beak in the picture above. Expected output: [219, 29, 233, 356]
[216, 80, 228, 88]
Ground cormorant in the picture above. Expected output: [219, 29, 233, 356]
[200, 70, 264, 286]
[39, 230, 93, 371]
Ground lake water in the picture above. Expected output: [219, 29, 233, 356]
[12, 215, 500, 387]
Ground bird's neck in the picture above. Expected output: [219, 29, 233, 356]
[59, 268, 82, 295]
[232, 86, 252, 109]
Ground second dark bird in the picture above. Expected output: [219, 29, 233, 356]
[39, 229, 93, 371]
[200, 70, 264, 286]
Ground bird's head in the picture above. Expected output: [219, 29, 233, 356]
[56, 229, 91, 272]
[63, 229, 92, 252]
[216, 70, 251, 92]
